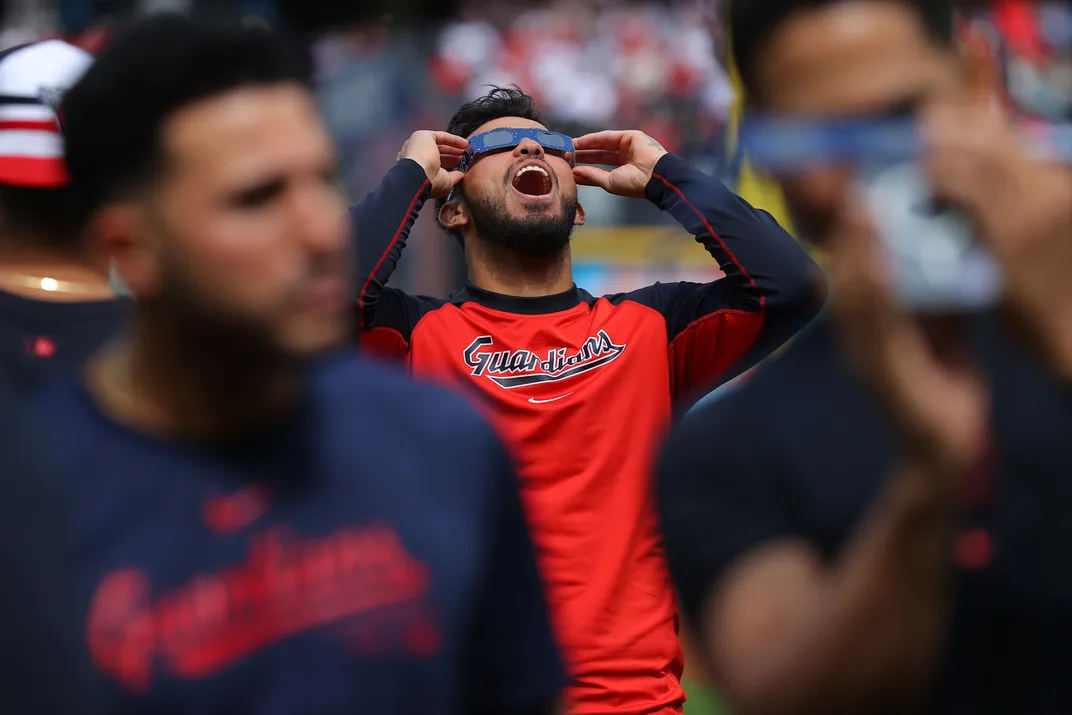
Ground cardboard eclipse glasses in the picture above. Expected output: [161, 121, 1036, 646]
[446, 128, 576, 202]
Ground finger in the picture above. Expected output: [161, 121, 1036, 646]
[429, 131, 469, 151]
[829, 203, 898, 356]
[829, 203, 941, 405]
[574, 149, 623, 166]
[573, 130, 628, 151]
[571, 165, 613, 190]
[437, 144, 467, 156]
[429, 171, 466, 200]
[441, 154, 463, 169]
[919, 103, 964, 143]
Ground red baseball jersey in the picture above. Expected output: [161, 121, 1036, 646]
[352, 155, 822, 714]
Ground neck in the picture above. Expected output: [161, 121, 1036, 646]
[89, 313, 304, 443]
[466, 240, 573, 297]
[0, 241, 114, 301]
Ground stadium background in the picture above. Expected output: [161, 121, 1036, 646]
[3, 0, 1068, 712]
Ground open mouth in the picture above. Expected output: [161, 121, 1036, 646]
[511, 164, 554, 198]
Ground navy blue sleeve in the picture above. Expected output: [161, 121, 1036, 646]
[351, 158, 444, 357]
[465, 436, 565, 715]
[657, 388, 801, 627]
[613, 153, 825, 399]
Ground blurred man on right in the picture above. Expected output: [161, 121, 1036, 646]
[658, 1, 1072, 714]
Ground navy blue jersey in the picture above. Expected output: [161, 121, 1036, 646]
[28, 354, 564, 715]
[0, 289, 128, 401]
[0, 393, 104, 714]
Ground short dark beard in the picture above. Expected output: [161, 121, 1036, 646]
[465, 189, 578, 258]
[151, 244, 301, 374]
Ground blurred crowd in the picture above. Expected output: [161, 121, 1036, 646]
[316, 0, 734, 231]
[3, 0, 1071, 194]
[430, 2, 734, 155]
[973, 0, 1072, 121]
[0, 0, 1069, 294]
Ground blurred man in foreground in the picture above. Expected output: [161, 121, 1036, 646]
[32, 15, 563, 714]
[353, 86, 823, 713]
[0, 392, 103, 714]
[658, 1, 1072, 714]
[0, 40, 126, 399]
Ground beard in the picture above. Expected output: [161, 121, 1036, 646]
[465, 189, 578, 258]
[147, 246, 302, 373]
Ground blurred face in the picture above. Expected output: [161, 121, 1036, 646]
[451, 116, 583, 257]
[752, 1, 969, 244]
[113, 84, 347, 359]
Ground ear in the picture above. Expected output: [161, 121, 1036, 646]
[960, 23, 1001, 111]
[573, 201, 586, 227]
[91, 203, 162, 299]
[438, 199, 470, 233]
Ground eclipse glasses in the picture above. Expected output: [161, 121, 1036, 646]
[735, 116, 1072, 314]
[446, 128, 576, 202]
[738, 117, 1072, 171]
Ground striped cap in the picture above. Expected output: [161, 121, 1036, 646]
[0, 40, 93, 188]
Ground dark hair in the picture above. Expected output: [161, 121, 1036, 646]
[729, 0, 956, 100]
[437, 86, 545, 246]
[0, 185, 82, 248]
[62, 13, 312, 219]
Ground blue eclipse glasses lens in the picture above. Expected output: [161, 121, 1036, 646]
[446, 128, 576, 202]
[739, 116, 1072, 172]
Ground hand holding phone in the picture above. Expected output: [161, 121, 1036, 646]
[857, 162, 1003, 313]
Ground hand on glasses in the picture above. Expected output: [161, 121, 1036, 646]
[572, 130, 670, 198]
[397, 130, 468, 198]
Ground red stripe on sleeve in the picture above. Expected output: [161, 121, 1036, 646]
[652, 173, 764, 308]
[356, 178, 430, 318]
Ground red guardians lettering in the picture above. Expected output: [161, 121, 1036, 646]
[86, 525, 434, 692]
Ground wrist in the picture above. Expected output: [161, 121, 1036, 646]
[901, 425, 992, 506]
[894, 456, 964, 526]
[1022, 165, 1072, 378]
[401, 155, 435, 180]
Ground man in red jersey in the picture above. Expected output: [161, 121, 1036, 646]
[352, 86, 824, 714]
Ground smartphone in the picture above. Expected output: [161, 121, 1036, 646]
[857, 162, 1003, 313]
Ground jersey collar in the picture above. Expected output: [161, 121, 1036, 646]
[460, 282, 582, 315]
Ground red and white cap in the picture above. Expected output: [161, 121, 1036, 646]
[0, 40, 93, 188]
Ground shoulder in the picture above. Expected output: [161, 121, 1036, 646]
[667, 378, 766, 468]
[676, 340, 808, 435]
[599, 281, 687, 307]
[665, 325, 842, 473]
[314, 353, 505, 458]
[20, 377, 114, 495]
[314, 355, 512, 518]
[24, 376, 100, 442]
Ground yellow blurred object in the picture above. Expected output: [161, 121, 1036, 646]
[572, 226, 704, 265]
[724, 2, 796, 233]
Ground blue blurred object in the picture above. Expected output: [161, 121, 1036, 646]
[736, 115, 1046, 313]
[739, 116, 1072, 170]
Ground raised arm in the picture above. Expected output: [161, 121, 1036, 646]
[574, 130, 825, 397]
[351, 131, 466, 355]
[921, 103, 1072, 381]
[658, 207, 988, 715]
[659, 406, 958, 715]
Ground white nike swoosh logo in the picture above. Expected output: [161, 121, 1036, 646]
[528, 393, 573, 404]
